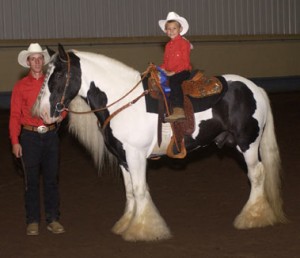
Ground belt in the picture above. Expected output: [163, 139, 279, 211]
[23, 124, 56, 134]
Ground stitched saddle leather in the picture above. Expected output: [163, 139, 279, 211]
[182, 71, 223, 98]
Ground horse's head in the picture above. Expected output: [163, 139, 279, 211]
[32, 44, 81, 124]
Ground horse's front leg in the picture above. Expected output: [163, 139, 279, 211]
[111, 166, 136, 235]
[118, 148, 171, 241]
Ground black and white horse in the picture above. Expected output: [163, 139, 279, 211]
[32, 44, 286, 241]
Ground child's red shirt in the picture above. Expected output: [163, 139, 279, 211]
[160, 35, 192, 73]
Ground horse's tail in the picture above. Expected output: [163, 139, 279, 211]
[68, 96, 116, 172]
[259, 89, 287, 223]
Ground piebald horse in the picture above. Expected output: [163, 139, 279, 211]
[32, 44, 286, 241]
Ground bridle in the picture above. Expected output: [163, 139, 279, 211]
[54, 51, 155, 129]
[54, 51, 71, 115]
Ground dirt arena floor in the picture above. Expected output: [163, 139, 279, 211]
[0, 91, 300, 258]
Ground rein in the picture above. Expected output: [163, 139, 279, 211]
[59, 57, 155, 128]
[66, 65, 152, 115]
[102, 89, 150, 129]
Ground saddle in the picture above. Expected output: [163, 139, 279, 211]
[147, 66, 223, 159]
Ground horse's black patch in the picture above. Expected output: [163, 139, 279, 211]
[196, 80, 259, 152]
[220, 80, 259, 152]
[87, 82, 128, 169]
[48, 51, 81, 117]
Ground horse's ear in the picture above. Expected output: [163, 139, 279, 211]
[46, 46, 56, 57]
[58, 43, 68, 62]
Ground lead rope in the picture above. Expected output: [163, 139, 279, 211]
[20, 156, 28, 191]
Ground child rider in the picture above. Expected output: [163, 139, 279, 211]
[158, 11, 192, 122]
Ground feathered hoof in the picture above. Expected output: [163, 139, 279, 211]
[234, 212, 277, 229]
[233, 198, 278, 229]
[121, 223, 172, 242]
[111, 214, 132, 235]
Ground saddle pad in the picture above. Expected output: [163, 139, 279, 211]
[142, 75, 228, 114]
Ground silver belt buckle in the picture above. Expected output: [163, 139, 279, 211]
[37, 125, 48, 134]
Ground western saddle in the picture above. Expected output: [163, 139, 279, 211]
[147, 65, 223, 159]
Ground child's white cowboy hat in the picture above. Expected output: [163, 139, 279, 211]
[158, 11, 189, 35]
[18, 43, 50, 68]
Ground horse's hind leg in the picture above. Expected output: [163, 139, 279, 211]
[234, 144, 280, 229]
[113, 148, 171, 241]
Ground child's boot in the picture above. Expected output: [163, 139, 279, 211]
[165, 107, 186, 122]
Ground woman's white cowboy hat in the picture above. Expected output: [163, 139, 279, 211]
[18, 43, 50, 68]
[158, 11, 189, 35]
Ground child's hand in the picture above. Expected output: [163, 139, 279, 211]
[165, 70, 175, 76]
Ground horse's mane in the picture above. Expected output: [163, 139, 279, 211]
[68, 95, 118, 173]
[64, 50, 141, 173]
[73, 50, 140, 81]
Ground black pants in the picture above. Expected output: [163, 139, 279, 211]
[20, 129, 60, 224]
[168, 70, 190, 108]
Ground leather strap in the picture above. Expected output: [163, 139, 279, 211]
[23, 124, 56, 133]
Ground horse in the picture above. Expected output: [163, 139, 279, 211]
[32, 44, 286, 241]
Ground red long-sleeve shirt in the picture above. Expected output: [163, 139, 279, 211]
[160, 35, 192, 73]
[9, 73, 46, 145]
[10, 73, 67, 145]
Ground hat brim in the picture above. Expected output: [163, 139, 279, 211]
[18, 49, 50, 68]
[159, 16, 189, 35]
